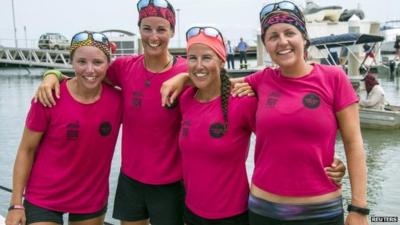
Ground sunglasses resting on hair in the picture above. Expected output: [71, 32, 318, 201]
[71, 31, 110, 47]
[137, 0, 174, 13]
[186, 26, 225, 45]
[260, 1, 304, 22]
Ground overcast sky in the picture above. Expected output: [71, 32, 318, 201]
[0, 0, 399, 47]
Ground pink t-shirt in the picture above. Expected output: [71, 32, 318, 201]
[107, 55, 187, 184]
[179, 88, 256, 219]
[25, 80, 122, 213]
[245, 64, 358, 196]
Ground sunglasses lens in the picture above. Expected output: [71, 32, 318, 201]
[92, 33, 109, 45]
[203, 28, 220, 37]
[72, 32, 89, 43]
[137, 0, 150, 10]
[186, 27, 200, 40]
[260, 4, 275, 18]
[153, 0, 168, 8]
[279, 2, 296, 11]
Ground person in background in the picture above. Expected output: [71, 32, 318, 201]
[5, 31, 122, 225]
[226, 40, 235, 70]
[33, 0, 187, 224]
[236, 37, 249, 69]
[393, 35, 400, 60]
[359, 73, 386, 110]
[363, 43, 377, 66]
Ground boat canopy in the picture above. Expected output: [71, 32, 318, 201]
[310, 33, 384, 49]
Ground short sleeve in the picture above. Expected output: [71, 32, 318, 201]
[244, 70, 265, 93]
[25, 100, 50, 132]
[333, 68, 358, 112]
[240, 96, 257, 133]
[107, 56, 141, 87]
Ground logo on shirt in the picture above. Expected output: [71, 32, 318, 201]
[209, 123, 226, 138]
[99, 122, 112, 136]
[266, 91, 281, 108]
[66, 121, 79, 140]
[181, 120, 191, 137]
[132, 91, 143, 108]
[303, 93, 320, 109]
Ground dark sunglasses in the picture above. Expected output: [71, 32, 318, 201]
[137, 0, 175, 14]
[186, 26, 225, 46]
[71, 31, 110, 47]
[259, 1, 304, 22]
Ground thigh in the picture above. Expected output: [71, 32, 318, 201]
[112, 172, 148, 222]
[68, 214, 104, 225]
[146, 181, 185, 225]
[24, 200, 63, 225]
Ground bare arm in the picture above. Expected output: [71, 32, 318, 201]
[336, 104, 368, 225]
[6, 128, 43, 225]
[160, 72, 191, 107]
[34, 72, 115, 107]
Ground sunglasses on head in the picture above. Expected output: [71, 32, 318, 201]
[186, 26, 225, 45]
[137, 0, 174, 13]
[260, 1, 304, 22]
[71, 31, 110, 47]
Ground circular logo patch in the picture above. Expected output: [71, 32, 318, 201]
[99, 122, 112, 136]
[303, 93, 320, 109]
[209, 123, 226, 138]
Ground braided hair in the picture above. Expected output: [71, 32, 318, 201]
[220, 68, 231, 135]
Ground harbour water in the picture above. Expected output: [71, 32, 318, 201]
[0, 73, 399, 224]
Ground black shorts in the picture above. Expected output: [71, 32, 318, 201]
[113, 172, 185, 225]
[23, 200, 107, 225]
[184, 207, 249, 225]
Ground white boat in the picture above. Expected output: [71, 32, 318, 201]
[360, 105, 400, 129]
[0, 215, 5, 225]
[380, 20, 400, 54]
[309, 33, 400, 129]
[303, 0, 343, 22]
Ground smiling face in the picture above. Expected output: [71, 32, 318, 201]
[264, 23, 307, 71]
[139, 16, 174, 57]
[72, 46, 109, 90]
[187, 43, 224, 92]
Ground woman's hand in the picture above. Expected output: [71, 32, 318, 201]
[33, 74, 60, 107]
[160, 72, 190, 107]
[231, 82, 255, 97]
[345, 212, 369, 225]
[325, 158, 346, 185]
[6, 209, 26, 225]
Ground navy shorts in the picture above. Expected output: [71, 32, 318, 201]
[113, 172, 185, 225]
[23, 200, 107, 225]
[184, 206, 249, 225]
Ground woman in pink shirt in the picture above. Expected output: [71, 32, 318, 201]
[243, 1, 368, 225]
[179, 26, 257, 224]
[5, 31, 122, 225]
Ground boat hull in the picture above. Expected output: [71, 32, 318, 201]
[359, 107, 400, 129]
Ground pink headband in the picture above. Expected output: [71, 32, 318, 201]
[187, 33, 226, 62]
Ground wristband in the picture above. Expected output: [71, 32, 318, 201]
[347, 204, 370, 215]
[43, 70, 63, 81]
[8, 204, 25, 211]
